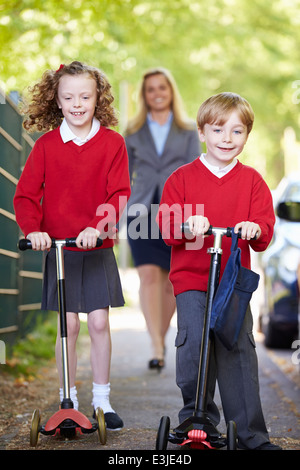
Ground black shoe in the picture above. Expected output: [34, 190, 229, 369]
[104, 412, 124, 431]
[239, 441, 282, 450]
[254, 442, 282, 450]
[93, 409, 124, 430]
[148, 358, 165, 370]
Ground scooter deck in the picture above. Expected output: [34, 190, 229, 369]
[44, 408, 93, 433]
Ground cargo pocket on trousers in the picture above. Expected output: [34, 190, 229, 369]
[247, 331, 259, 384]
[175, 328, 187, 348]
[175, 328, 190, 385]
[247, 331, 256, 348]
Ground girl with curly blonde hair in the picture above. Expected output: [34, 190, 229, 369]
[14, 61, 131, 430]
[22, 61, 118, 132]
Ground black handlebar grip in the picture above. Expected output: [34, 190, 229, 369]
[65, 237, 103, 248]
[181, 223, 213, 235]
[206, 225, 213, 236]
[18, 238, 33, 250]
[94, 238, 103, 247]
[230, 228, 258, 240]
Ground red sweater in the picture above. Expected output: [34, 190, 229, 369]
[14, 127, 131, 250]
[157, 158, 275, 296]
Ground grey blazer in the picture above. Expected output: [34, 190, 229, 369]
[125, 121, 201, 215]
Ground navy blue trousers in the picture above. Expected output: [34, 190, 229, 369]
[175, 290, 270, 449]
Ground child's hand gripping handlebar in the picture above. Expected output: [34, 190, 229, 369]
[18, 237, 103, 251]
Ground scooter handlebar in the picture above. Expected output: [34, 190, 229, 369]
[18, 237, 103, 251]
[181, 223, 232, 237]
[181, 223, 258, 239]
[64, 237, 103, 248]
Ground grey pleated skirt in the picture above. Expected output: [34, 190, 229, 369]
[41, 247, 125, 313]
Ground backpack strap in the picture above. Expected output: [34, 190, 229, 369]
[230, 228, 239, 252]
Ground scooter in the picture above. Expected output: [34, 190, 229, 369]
[19, 237, 107, 447]
[156, 225, 243, 451]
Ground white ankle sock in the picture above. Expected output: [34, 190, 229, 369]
[59, 385, 78, 410]
[92, 382, 114, 414]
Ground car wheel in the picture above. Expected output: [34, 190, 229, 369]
[265, 320, 295, 348]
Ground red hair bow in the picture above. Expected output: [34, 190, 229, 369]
[56, 64, 64, 73]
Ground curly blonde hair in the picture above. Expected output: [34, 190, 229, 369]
[22, 61, 118, 132]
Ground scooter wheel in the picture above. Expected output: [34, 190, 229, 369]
[156, 415, 170, 450]
[60, 421, 76, 439]
[30, 409, 41, 447]
[226, 420, 237, 450]
[95, 407, 107, 445]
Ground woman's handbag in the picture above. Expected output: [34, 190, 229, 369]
[210, 229, 260, 350]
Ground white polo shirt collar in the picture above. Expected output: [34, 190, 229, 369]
[60, 117, 100, 146]
[200, 153, 237, 178]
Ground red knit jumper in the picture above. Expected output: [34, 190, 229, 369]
[157, 158, 275, 296]
[14, 127, 131, 250]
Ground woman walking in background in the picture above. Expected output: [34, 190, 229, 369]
[125, 67, 201, 370]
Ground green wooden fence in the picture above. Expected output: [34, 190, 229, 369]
[0, 90, 43, 351]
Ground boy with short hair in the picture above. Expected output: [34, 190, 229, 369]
[157, 92, 281, 449]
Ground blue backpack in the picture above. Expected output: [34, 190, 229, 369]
[210, 229, 260, 350]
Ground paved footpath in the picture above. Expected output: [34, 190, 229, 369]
[0, 269, 299, 452]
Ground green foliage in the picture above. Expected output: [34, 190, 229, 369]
[3, 312, 90, 378]
[1, 0, 300, 187]
[4, 314, 58, 377]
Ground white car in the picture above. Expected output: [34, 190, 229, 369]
[260, 174, 300, 348]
